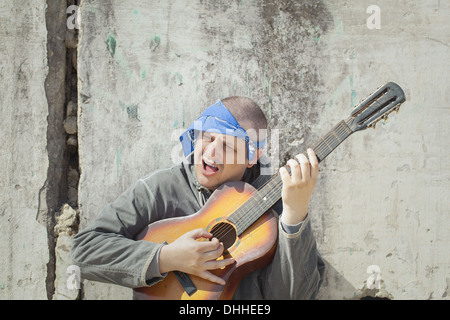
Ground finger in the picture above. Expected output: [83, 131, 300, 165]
[286, 158, 301, 183]
[199, 271, 226, 286]
[195, 237, 222, 255]
[279, 166, 291, 184]
[295, 153, 310, 181]
[307, 148, 319, 179]
[202, 240, 224, 260]
[204, 257, 235, 270]
[188, 228, 212, 240]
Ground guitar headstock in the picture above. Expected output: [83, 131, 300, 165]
[348, 82, 406, 132]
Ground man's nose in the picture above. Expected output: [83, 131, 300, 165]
[204, 137, 224, 164]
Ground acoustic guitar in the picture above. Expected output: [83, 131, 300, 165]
[134, 82, 406, 300]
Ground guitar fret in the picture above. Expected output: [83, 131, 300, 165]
[314, 147, 325, 161]
[321, 137, 333, 151]
[313, 121, 353, 162]
[331, 130, 340, 142]
[229, 119, 354, 236]
[342, 121, 353, 134]
[230, 174, 283, 235]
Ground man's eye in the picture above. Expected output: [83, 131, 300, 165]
[224, 143, 235, 151]
[201, 134, 212, 142]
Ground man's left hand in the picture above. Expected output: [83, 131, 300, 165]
[279, 148, 319, 226]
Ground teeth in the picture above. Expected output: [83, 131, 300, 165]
[204, 159, 217, 168]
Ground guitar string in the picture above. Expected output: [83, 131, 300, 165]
[220, 117, 353, 237]
[213, 179, 285, 241]
[216, 110, 395, 239]
[211, 183, 281, 241]
[214, 120, 352, 238]
[211, 120, 353, 241]
[209, 161, 285, 240]
[227, 120, 352, 233]
[211, 120, 353, 240]
[212, 145, 336, 239]
[213, 155, 329, 241]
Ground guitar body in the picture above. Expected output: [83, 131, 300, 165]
[133, 181, 278, 300]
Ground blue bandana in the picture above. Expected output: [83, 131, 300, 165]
[179, 99, 266, 161]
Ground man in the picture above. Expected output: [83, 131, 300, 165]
[71, 96, 325, 299]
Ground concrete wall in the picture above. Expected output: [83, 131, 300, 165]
[310, 1, 449, 299]
[0, 0, 78, 300]
[1, 0, 448, 300]
[77, 0, 449, 300]
[0, 0, 50, 299]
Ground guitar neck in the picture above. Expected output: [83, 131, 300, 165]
[228, 119, 354, 235]
[309, 118, 353, 163]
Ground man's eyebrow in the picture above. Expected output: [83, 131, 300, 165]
[225, 137, 246, 149]
[201, 133, 244, 148]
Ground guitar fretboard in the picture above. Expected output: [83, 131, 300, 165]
[228, 119, 353, 235]
[312, 119, 353, 162]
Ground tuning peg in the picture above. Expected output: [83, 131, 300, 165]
[395, 106, 400, 114]
[382, 114, 389, 122]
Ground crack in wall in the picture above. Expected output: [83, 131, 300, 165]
[42, 0, 81, 300]
[43, 0, 68, 300]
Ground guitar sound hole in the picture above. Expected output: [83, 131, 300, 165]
[210, 222, 237, 250]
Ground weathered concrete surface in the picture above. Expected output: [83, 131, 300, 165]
[53, 204, 79, 300]
[77, 0, 449, 299]
[312, 0, 450, 300]
[0, 0, 50, 299]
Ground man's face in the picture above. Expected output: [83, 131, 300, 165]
[193, 131, 252, 191]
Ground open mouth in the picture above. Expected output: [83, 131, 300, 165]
[202, 158, 219, 174]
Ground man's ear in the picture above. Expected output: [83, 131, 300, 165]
[246, 149, 264, 168]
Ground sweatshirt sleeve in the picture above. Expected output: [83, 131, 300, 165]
[260, 214, 325, 299]
[71, 179, 166, 288]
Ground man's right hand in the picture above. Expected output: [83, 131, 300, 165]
[158, 228, 235, 285]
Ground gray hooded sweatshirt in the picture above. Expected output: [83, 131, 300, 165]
[71, 155, 325, 299]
